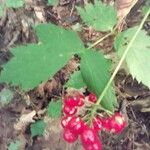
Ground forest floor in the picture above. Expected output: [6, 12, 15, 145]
[0, 0, 150, 150]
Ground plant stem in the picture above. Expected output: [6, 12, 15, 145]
[88, 32, 113, 49]
[90, 8, 150, 119]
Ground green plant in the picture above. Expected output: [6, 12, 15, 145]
[8, 140, 21, 150]
[47, 0, 58, 5]
[0, 0, 150, 148]
[30, 120, 46, 137]
[0, 0, 25, 17]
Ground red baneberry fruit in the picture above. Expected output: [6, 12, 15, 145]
[64, 96, 80, 107]
[77, 95, 85, 106]
[67, 117, 85, 135]
[83, 139, 102, 150]
[109, 112, 126, 133]
[80, 127, 98, 145]
[61, 116, 72, 128]
[101, 119, 111, 131]
[88, 93, 97, 103]
[63, 129, 78, 143]
[93, 117, 103, 131]
[63, 105, 77, 116]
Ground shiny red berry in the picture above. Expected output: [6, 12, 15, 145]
[109, 112, 126, 133]
[102, 119, 111, 131]
[80, 128, 98, 145]
[88, 93, 97, 103]
[83, 139, 102, 150]
[61, 116, 72, 128]
[93, 117, 103, 131]
[67, 117, 85, 135]
[77, 95, 84, 106]
[63, 129, 78, 143]
[63, 105, 77, 116]
[64, 97, 80, 107]
[78, 100, 84, 106]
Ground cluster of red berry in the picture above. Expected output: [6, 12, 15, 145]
[61, 93, 126, 150]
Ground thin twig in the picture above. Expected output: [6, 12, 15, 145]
[87, 32, 114, 49]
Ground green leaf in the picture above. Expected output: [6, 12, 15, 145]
[0, 4, 5, 17]
[142, 6, 150, 16]
[0, 23, 84, 91]
[48, 0, 58, 5]
[31, 120, 46, 137]
[0, 88, 14, 106]
[71, 23, 82, 32]
[114, 26, 150, 89]
[80, 50, 117, 111]
[47, 99, 62, 118]
[6, 0, 24, 8]
[65, 71, 86, 89]
[8, 140, 21, 150]
[142, 0, 150, 16]
[77, 0, 117, 32]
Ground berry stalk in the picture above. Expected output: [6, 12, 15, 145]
[90, 7, 150, 120]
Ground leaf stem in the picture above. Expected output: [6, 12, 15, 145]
[90, 8, 150, 119]
[87, 32, 114, 49]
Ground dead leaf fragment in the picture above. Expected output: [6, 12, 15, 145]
[14, 110, 36, 131]
[115, 0, 138, 30]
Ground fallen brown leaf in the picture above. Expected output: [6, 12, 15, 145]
[115, 0, 138, 30]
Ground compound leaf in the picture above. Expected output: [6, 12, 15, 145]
[77, 0, 117, 32]
[31, 120, 46, 137]
[114, 26, 150, 89]
[65, 71, 86, 89]
[0, 23, 84, 91]
[80, 50, 117, 112]
[47, 100, 62, 118]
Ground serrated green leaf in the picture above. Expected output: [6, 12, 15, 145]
[31, 120, 46, 137]
[6, 0, 24, 8]
[47, 100, 62, 118]
[114, 26, 150, 89]
[65, 71, 86, 89]
[48, 0, 58, 5]
[8, 140, 21, 150]
[0, 23, 84, 91]
[80, 50, 117, 112]
[77, 0, 117, 31]
[0, 88, 14, 106]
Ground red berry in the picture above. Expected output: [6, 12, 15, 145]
[83, 140, 102, 150]
[61, 116, 72, 128]
[92, 141, 102, 150]
[77, 95, 84, 106]
[93, 117, 103, 131]
[63, 129, 78, 143]
[109, 112, 126, 133]
[102, 119, 111, 131]
[67, 117, 85, 135]
[88, 93, 97, 103]
[64, 97, 80, 107]
[80, 128, 98, 145]
[63, 105, 77, 116]
[78, 100, 84, 106]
